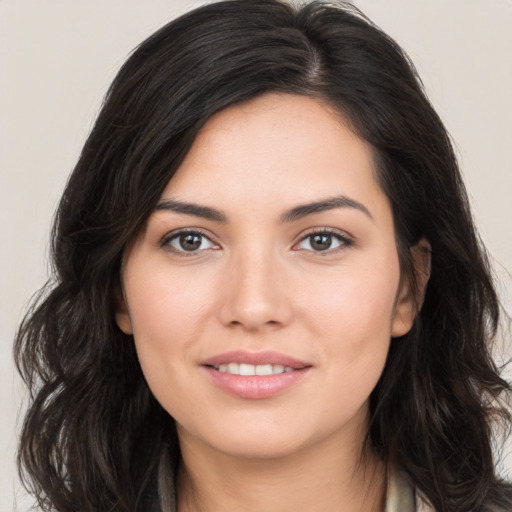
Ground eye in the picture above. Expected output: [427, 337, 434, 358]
[161, 230, 218, 254]
[295, 230, 351, 252]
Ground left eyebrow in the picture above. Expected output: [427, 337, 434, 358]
[279, 195, 373, 223]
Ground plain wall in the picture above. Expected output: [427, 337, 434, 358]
[1, 0, 511, 510]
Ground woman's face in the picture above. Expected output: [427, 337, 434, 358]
[117, 93, 417, 459]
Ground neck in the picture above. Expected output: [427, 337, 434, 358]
[176, 428, 386, 512]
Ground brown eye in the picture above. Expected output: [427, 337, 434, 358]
[162, 230, 217, 254]
[310, 233, 333, 251]
[179, 233, 203, 251]
[296, 230, 351, 253]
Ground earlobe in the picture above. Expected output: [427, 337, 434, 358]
[114, 289, 133, 335]
[391, 238, 431, 337]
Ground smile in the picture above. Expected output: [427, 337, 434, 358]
[202, 351, 311, 399]
[213, 363, 294, 375]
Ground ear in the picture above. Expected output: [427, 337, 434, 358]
[114, 288, 133, 335]
[391, 238, 431, 337]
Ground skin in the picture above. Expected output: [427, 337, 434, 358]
[116, 93, 427, 512]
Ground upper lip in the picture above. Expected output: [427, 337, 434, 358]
[201, 350, 311, 369]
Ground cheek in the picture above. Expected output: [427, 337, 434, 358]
[127, 265, 215, 341]
[299, 256, 400, 387]
[303, 260, 399, 336]
[123, 268, 217, 400]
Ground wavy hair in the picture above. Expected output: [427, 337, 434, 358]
[15, 1, 511, 510]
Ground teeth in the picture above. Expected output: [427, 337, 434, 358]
[215, 363, 294, 375]
[239, 363, 255, 376]
[256, 364, 272, 375]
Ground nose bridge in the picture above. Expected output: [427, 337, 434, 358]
[219, 239, 291, 330]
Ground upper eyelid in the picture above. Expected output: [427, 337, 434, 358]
[297, 227, 353, 241]
[161, 227, 215, 243]
[293, 228, 354, 251]
[160, 228, 219, 254]
[159, 226, 353, 250]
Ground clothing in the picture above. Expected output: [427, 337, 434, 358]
[385, 466, 416, 512]
[385, 468, 417, 512]
[161, 465, 429, 511]
[386, 466, 432, 512]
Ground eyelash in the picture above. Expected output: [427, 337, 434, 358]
[160, 228, 353, 256]
[160, 229, 219, 257]
[294, 228, 353, 254]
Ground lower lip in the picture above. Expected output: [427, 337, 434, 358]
[203, 366, 311, 399]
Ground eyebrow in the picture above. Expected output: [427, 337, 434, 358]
[155, 195, 372, 223]
[279, 195, 373, 223]
[155, 199, 228, 222]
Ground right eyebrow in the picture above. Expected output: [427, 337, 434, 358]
[155, 199, 228, 223]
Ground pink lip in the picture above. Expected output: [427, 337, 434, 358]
[202, 350, 310, 369]
[201, 350, 312, 400]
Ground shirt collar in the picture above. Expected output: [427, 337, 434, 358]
[385, 466, 416, 512]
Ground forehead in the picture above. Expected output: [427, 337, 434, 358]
[163, 93, 387, 218]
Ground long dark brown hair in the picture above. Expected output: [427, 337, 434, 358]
[15, 1, 512, 510]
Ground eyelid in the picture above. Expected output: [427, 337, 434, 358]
[293, 227, 354, 253]
[159, 226, 353, 256]
[160, 228, 220, 255]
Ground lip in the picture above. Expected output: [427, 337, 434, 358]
[202, 350, 310, 369]
[201, 350, 312, 399]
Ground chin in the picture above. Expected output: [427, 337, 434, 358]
[212, 436, 308, 460]
[179, 419, 314, 461]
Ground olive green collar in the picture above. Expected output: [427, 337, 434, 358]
[385, 466, 417, 512]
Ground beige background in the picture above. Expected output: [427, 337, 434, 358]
[1, 0, 511, 510]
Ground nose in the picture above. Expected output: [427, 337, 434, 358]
[218, 248, 293, 332]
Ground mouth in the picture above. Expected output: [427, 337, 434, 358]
[211, 363, 295, 375]
[202, 350, 310, 369]
[201, 351, 312, 399]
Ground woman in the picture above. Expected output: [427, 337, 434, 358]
[15, 0, 512, 510]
